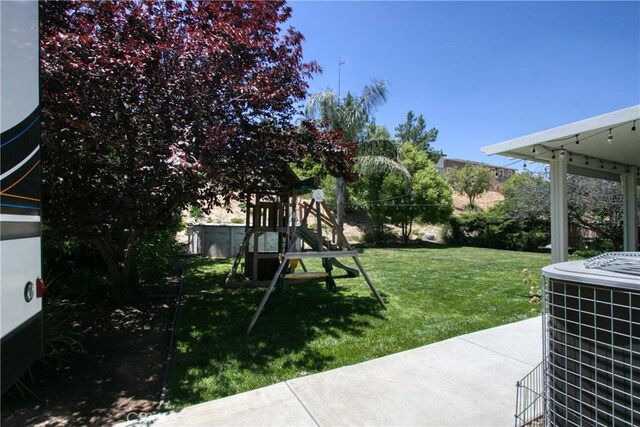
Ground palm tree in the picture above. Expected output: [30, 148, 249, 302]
[353, 138, 412, 243]
[355, 138, 410, 180]
[305, 80, 393, 231]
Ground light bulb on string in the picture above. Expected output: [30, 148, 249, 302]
[608, 129, 613, 144]
[575, 134, 580, 145]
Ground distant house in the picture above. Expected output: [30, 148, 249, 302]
[436, 156, 516, 192]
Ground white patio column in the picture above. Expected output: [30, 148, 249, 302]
[550, 157, 568, 263]
[622, 167, 638, 252]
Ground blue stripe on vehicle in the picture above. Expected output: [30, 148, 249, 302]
[0, 116, 40, 148]
[0, 203, 40, 211]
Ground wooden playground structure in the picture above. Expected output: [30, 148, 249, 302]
[225, 169, 386, 334]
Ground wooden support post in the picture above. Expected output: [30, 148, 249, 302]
[277, 198, 285, 255]
[244, 196, 251, 279]
[316, 200, 323, 250]
[352, 255, 386, 309]
[288, 194, 297, 250]
[252, 201, 260, 283]
[321, 201, 352, 250]
[300, 202, 311, 227]
[247, 259, 288, 335]
[245, 196, 251, 225]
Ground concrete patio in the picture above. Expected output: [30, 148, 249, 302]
[118, 317, 543, 426]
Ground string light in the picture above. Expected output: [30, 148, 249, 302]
[464, 121, 635, 180]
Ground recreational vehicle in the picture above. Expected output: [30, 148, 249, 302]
[1, 0, 44, 393]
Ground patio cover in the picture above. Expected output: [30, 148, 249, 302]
[482, 105, 640, 263]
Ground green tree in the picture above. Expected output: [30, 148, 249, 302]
[41, 1, 322, 302]
[379, 143, 452, 242]
[502, 171, 550, 226]
[356, 132, 410, 182]
[501, 171, 634, 250]
[362, 122, 391, 141]
[447, 164, 493, 208]
[567, 175, 631, 250]
[306, 80, 389, 231]
[395, 111, 441, 161]
[350, 138, 411, 242]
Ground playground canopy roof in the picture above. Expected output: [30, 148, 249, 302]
[481, 105, 640, 181]
[245, 164, 319, 196]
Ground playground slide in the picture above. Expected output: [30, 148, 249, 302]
[297, 227, 359, 278]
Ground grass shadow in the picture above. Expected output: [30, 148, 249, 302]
[168, 257, 386, 406]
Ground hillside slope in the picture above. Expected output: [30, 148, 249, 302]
[183, 190, 504, 244]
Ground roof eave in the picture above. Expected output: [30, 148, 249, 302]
[481, 105, 640, 156]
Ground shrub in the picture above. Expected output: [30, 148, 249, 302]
[135, 223, 183, 286]
[189, 204, 204, 220]
[572, 238, 616, 259]
[361, 226, 397, 246]
[442, 216, 465, 246]
[442, 207, 549, 252]
[42, 231, 108, 299]
[573, 249, 604, 259]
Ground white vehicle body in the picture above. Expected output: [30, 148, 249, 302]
[1, 0, 43, 394]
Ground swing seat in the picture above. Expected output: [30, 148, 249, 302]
[282, 272, 329, 280]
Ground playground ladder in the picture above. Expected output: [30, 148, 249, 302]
[224, 228, 252, 288]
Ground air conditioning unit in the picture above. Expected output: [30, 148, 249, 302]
[542, 253, 640, 426]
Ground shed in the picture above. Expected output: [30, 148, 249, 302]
[187, 223, 277, 258]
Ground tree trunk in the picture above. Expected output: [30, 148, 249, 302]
[336, 176, 346, 232]
[405, 218, 413, 244]
[93, 233, 140, 304]
[373, 206, 384, 244]
[401, 201, 411, 244]
[104, 260, 128, 303]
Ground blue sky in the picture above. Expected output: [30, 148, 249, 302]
[288, 1, 640, 169]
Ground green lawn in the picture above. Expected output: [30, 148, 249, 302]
[167, 246, 550, 408]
